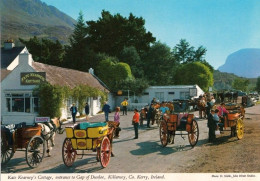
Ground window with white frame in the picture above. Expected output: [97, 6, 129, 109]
[180, 92, 190, 100]
[5, 92, 39, 113]
[155, 92, 164, 102]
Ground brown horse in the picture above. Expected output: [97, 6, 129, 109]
[198, 98, 207, 119]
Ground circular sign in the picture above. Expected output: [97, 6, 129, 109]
[117, 90, 122, 95]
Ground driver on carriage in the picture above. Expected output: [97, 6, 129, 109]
[159, 102, 170, 115]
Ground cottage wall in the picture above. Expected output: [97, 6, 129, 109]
[1, 53, 37, 125]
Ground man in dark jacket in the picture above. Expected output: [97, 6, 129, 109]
[146, 103, 154, 128]
[208, 109, 216, 142]
[70, 103, 77, 124]
[85, 102, 90, 121]
[102, 102, 110, 122]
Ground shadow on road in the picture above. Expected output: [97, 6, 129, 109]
[130, 141, 195, 156]
[41, 156, 104, 173]
[1, 158, 32, 173]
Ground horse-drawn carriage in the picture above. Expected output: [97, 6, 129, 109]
[1, 118, 63, 168]
[63, 121, 115, 168]
[219, 103, 245, 139]
[159, 100, 199, 147]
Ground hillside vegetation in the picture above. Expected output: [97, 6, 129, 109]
[0, 0, 76, 44]
[213, 70, 256, 92]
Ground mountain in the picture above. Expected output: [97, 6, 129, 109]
[218, 48, 260, 78]
[0, 0, 76, 45]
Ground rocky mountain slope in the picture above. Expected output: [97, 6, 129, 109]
[218, 48, 260, 78]
[0, 0, 76, 45]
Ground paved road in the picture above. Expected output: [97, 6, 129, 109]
[1, 104, 260, 174]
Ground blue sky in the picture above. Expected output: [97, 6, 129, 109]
[41, 0, 260, 69]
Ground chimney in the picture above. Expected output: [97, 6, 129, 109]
[89, 68, 94, 75]
[19, 51, 32, 66]
[4, 39, 15, 50]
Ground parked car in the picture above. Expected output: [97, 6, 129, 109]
[238, 90, 247, 96]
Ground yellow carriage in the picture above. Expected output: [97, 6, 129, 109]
[222, 103, 245, 139]
[63, 122, 114, 168]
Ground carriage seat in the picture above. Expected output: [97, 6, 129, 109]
[1, 122, 27, 145]
[65, 122, 108, 139]
[177, 114, 189, 130]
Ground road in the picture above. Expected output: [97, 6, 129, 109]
[1, 104, 260, 174]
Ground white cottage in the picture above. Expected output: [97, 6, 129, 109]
[117, 85, 204, 111]
[138, 85, 204, 103]
[1, 41, 109, 125]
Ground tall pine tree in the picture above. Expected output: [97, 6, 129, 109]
[63, 11, 92, 71]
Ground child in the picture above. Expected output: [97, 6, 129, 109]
[214, 109, 222, 133]
[132, 109, 140, 139]
[114, 107, 121, 138]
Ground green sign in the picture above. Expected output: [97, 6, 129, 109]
[21, 72, 46, 85]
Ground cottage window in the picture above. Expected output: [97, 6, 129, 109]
[155, 92, 164, 102]
[180, 92, 190, 100]
[5, 93, 39, 113]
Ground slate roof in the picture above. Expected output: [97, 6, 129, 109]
[1, 47, 25, 68]
[32, 62, 109, 92]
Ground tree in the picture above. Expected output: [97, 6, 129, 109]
[256, 76, 260, 93]
[96, 57, 133, 90]
[118, 46, 143, 78]
[172, 39, 207, 64]
[63, 11, 90, 71]
[19, 37, 65, 66]
[34, 83, 63, 118]
[85, 10, 156, 57]
[232, 78, 250, 92]
[142, 42, 178, 85]
[174, 62, 214, 92]
[114, 78, 149, 96]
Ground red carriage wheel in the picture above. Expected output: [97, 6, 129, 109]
[99, 136, 111, 168]
[1, 132, 14, 166]
[188, 120, 199, 147]
[62, 138, 77, 167]
[26, 136, 45, 168]
[159, 120, 168, 147]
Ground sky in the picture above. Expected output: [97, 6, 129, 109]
[41, 0, 260, 69]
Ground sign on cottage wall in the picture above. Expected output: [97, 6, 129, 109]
[21, 72, 46, 85]
[35, 117, 50, 123]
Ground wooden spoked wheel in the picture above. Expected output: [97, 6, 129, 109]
[236, 118, 244, 140]
[26, 136, 45, 168]
[62, 138, 77, 167]
[1, 132, 14, 166]
[159, 120, 168, 147]
[99, 136, 111, 168]
[188, 120, 199, 147]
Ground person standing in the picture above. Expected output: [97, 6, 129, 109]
[132, 109, 140, 139]
[70, 103, 77, 124]
[85, 102, 90, 121]
[207, 109, 216, 142]
[146, 103, 154, 128]
[121, 98, 128, 115]
[102, 102, 111, 122]
[151, 97, 156, 104]
[114, 107, 121, 138]
[217, 103, 229, 131]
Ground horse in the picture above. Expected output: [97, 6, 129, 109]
[140, 106, 148, 126]
[38, 117, 64, 157]
[197, 97, 207, 119]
